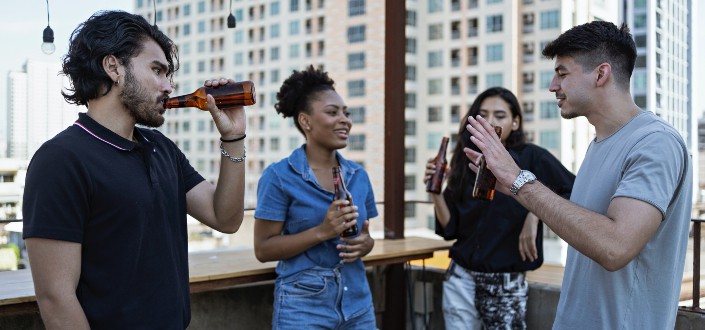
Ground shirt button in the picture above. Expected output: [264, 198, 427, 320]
[344, 287, 348, 291]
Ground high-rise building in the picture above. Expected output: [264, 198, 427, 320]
[6, 60, 78, 160]
[134, 0, 692, 238]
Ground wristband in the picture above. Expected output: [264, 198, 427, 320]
[220, 134, 246, 142]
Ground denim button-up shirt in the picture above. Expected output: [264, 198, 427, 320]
[255, 145, 378, 319]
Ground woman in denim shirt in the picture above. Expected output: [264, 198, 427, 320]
[254, 66, 378, 330]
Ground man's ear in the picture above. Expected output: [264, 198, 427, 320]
[595, 63, 612, 87]
[102, 55, 122, 85]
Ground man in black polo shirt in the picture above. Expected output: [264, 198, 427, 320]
[22, 11, 247, 329]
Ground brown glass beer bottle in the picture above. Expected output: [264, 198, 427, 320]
[163, 81, 256, 110]
[332, 166, 358, 237]
[426, 136, 449, 194]
[472, 126, 503, 200]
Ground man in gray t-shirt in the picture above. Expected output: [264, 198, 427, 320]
[464, 21, 691, 329]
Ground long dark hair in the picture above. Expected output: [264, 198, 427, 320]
[446, 87, 525, 201]
[61, 10, 179, 106]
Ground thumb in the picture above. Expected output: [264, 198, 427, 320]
[362, 220, 370, 233]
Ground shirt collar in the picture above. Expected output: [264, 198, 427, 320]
[288, 144, 359, 181]
[73, 112, 147, 151]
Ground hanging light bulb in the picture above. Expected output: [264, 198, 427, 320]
[41, 0, 55, 55]
[41, 26, 55, 55]
[227, 0, 236, 29]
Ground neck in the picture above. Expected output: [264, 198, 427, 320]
[586, 90, 641, 141]
[305, 143, 339, 170]
[86, 94, 137, 141]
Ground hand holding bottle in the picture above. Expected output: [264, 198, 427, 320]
[337, 220, 374, 263]
[202, 79, 247, 140]
[315, 200, 359, 242]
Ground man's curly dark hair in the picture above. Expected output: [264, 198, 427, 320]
[61, 10, 179, 106]
[275, 65, 335, 135]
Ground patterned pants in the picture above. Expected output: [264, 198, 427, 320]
[471, 271, 528, 330]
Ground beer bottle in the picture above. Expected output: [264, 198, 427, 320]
[163, 81, 256, 110]
[332, 166, 358, 237]
[426, 136, 449, 194]
[472, 126, 503, 200]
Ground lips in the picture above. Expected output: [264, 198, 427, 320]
[334, 129, 349, 139]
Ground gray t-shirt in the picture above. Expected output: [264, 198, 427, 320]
[553, 111, 692, 329]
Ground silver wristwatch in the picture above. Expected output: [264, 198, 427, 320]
[510, 170, 536, 195]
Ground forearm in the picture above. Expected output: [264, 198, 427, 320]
[37, 295, 90, 330]
[255, 226, 327, 262]
[430, 193, 451, 228]
[213, 139, 246, 232]
[515, 181, 622, 268]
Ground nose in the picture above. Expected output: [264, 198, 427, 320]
[548, 75, 560, 92]
[162, 78, 174, 95]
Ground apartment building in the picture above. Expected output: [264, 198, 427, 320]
[134, 0, 691, 236]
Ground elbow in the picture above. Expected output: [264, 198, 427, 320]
[596, 250, 632, 272]
[253, 248, 274, 263]
[216, 215, 244, 234]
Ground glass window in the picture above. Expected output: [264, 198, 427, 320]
[289, 44, 300, 58]
[349, 134, 366, 150]
[348, 52, 366, 70]
[486, 73, 503, 88]
[406, 38, 417, 54]
[539, 130, 559, 149]
[348, 80, 366, 97]
[197, 40, 206, 53]
[540, 10, 560, 30]
[405, 93, 417, 108]
[183, 4, 191, 16]
[198, 1, 206, 13]
[634, 0, 647, 9]
[271, 24, 280, 38]
[290, 0, 299, 12]
[634, 13, 647, 29]
[540, 70, 553, 89]
[349, 106, 365, 124]
[428, 51, 443, 67]
[406, 65, 417, 81]
[428, 78, 443, 95]
[429, 0, 443, 13]
[270, 47, 280, 61]
[404, 175, 416, 190]
[405, 147, 416, 163]
[486, 44, 503, 62]
[271, 1, 281, 15]
[405, 120, 416, 135]
[234, 52, 243, 65]
[540, 101, 559, 119]
[289, 21, 300, 35]
[406, 10, 417, 26]
[349, 0, 365, 16]
[429, 24, 443, 40]
[347, 25, 366, 43]
[487, 0, 502, 4]
[487, 15, 503, 33]
[633, 71, 647, 93]
[198, 21, 206, 33]
[428, 106, 442, 122]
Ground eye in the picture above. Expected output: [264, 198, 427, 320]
[344, 111, 351, 117]
[153, 67, 162, 74]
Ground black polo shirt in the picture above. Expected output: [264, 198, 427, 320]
[23, 112, 204, 329]
[436, 143, 575, 273]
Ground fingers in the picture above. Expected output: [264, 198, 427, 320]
[203, 78, 229, 87]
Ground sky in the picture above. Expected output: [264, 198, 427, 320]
[0, 0, 134, 139]
[0, 1, 703, 139]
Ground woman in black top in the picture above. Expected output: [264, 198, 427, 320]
[424, 87, 575, 329]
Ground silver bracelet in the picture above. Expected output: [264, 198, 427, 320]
[219, 142, 246, 163]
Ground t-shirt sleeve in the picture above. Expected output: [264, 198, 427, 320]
[22, 143, 90, 243]
[254, 166, 289, 221]
[361, 170, 378, 220]
[614, 131, 686, 218]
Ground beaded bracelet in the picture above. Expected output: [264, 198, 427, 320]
[220, 134, 246, 142]
[220, 142, 246, 163]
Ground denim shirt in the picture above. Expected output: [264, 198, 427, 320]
[255, 145, 378, 318]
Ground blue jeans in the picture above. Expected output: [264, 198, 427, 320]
[273, 267, 377, 330]
[443, 262, 482, 330]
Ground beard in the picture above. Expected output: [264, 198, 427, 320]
[120, 67, 166, 128]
